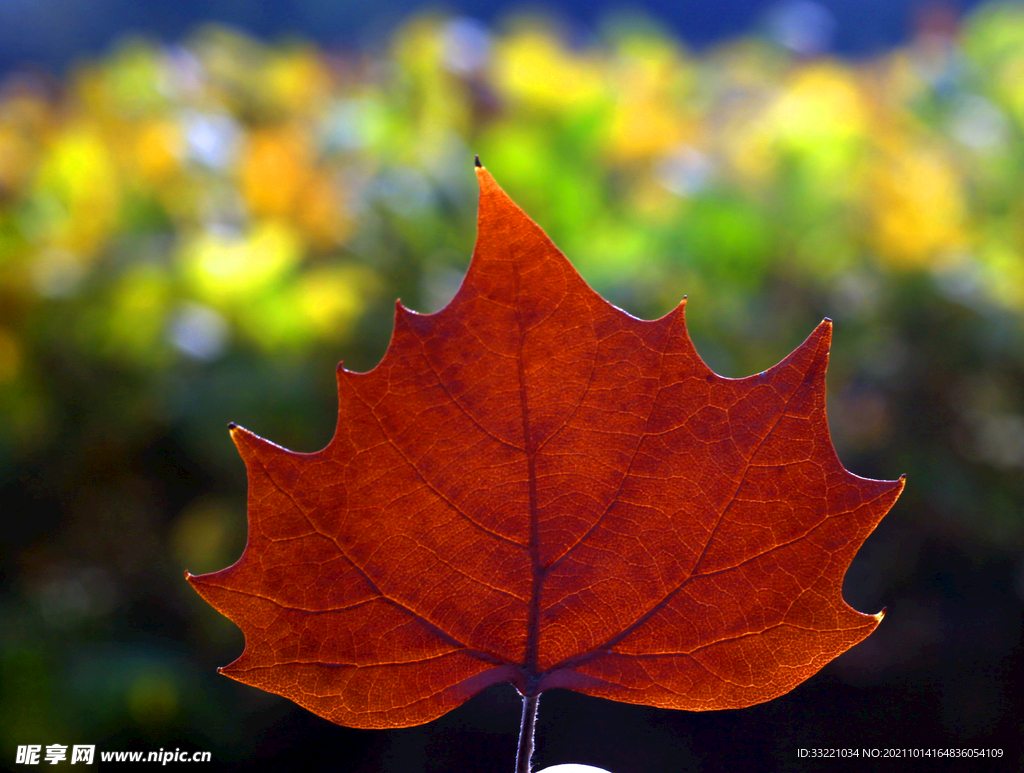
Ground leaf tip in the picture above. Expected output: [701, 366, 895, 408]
[227, 422, 237, 431]
[805, 317, 833, 358]
[184, 569, 209, 593]
[875, 606, 888, 623]
[474, 154, 482, 168]
[778, 318, 832, 375]
[396, 298, 423, 324]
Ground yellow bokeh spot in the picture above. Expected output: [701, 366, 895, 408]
[126, 671, 179, 726]
[32, 123, 120, 256]
[493, 27, 605, 110]
[297, 173, 351, 249]
[389, 17, 473, 157]
[606, 36, 693, 161]
[392, 16, 447, 76]
[239, 126, 312, 218]
[760, 63, 870, 186]
[264, 48, 333, 115]
[182, 220, 303, 303]
[296, 266, 376, 338]
[0, 124, 36, 193]
[607, 99, 690, 162]
[979, 241, 1024, 309]
[104, 266, 171, 364]
[996, 53, 1024, 125]
[234, 264, 375, 350]
[869, 146, 967, 266]
[769, 64, 869, 148]
[0, 328, 22, 383]
[134, 121, 183, 183]
[237, 124, 347, 243]
[172, 498, 240, 574]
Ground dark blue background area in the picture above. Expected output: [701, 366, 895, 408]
[0, 0, 983, 75]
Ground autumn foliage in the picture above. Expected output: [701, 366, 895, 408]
[187, 167, 903, 729]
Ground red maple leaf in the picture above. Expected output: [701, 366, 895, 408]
[187, 165, 903, 731]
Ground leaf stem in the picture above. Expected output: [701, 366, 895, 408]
[515, 693, 539, 773]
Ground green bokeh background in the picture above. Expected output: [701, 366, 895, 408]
[1, 6, 1022, 771]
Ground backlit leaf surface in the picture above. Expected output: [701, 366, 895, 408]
[187, 167, 903, 728]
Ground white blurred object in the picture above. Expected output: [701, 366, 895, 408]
[169, 302, 230, 360]
[31, 250, 85, 298]
[655, 146, 713, 197]
[182, 110, 240, 169]
[442, 17, 492, 75]
[949, 95, 1008, 150]
[537, 766, 614, 773]
[766, 0, 836, 56]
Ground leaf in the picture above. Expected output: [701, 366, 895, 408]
[187, 165, 903, 729]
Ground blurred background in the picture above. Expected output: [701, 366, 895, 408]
[1, 0, 1022, 771]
